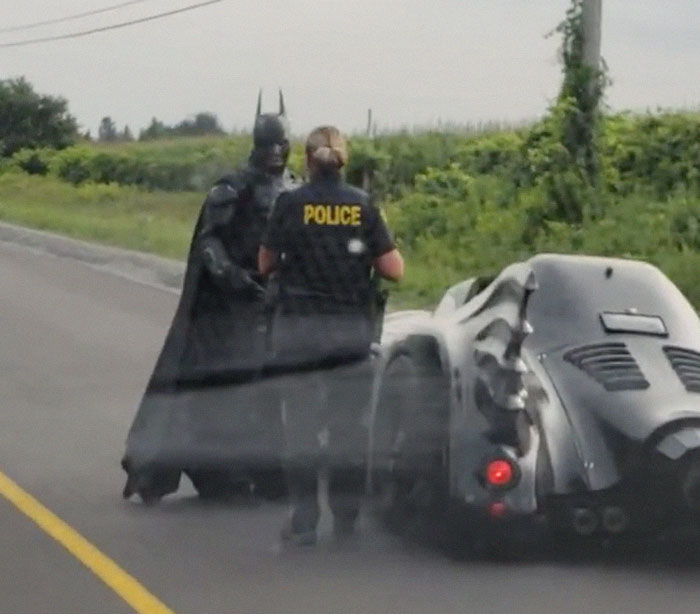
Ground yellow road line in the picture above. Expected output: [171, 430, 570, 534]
[0, 470, 175, 614]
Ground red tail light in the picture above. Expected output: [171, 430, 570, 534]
[485, 459, 514, 487]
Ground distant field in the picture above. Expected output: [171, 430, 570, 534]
[0, 172, 199, 260]
[1, 110, 700, 308]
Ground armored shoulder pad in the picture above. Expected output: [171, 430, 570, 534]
[210, 167, 257, 204]
[206, 182, 239, 207]
[219, 167, 253, 190]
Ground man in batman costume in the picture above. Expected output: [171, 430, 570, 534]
[122, 91, 297, 503]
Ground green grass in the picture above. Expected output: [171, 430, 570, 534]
[0, 171, 424, 309]
[3, 170, 700, 313]
[3, 105, 700, 311]
[0, 172, 199, 259]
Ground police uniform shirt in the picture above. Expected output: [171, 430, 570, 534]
[262, 175, 394, 314]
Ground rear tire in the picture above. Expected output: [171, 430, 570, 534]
[371, 352, 450, 544]
[370, 348, 527, 560]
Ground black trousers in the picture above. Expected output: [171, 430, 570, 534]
[281, 357, 373, 534]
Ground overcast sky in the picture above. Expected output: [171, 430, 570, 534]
[2, 0, 699, 135]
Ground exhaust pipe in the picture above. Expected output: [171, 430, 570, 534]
[572, 507, 598, 535]
[601, 506, 629, 534]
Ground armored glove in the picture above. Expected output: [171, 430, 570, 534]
[229, 268, 266, 301]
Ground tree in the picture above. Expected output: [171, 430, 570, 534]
[121, 125, 134, 142]
[173, 112, 225, 137]
[0, 77, 78, 157]
[98, 116, 118, 142]
[139, 117, 169, 141]
[138, 112, 225, 140]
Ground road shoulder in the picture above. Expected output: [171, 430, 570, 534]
[0, 221, 184, 292]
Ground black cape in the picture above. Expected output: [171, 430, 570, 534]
[122, 167, 296, 499]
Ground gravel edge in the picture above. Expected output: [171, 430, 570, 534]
[0, 221, 185, 292]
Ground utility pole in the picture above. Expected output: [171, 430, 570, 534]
[581, 0, 602, 75]
[362, 108, 373, 193]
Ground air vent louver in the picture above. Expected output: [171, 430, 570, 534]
[663, 346, 700, 393]
[564, 342, 649, 391]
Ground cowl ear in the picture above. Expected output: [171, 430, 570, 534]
[278, 89, 286, 117]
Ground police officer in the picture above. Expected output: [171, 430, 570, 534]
[259, 125, 404, 544]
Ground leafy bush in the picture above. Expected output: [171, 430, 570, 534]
[382, 158, 700, 308]
[3, 88, 700, 312]
[0, 77, 78, 157]
[5, 108, 698, 204]
[29, 138, 253, 191]
[602, 112, 700, 197]
[6, 148, 54, 175]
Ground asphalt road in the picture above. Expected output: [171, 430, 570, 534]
[2, 239, 700, 614]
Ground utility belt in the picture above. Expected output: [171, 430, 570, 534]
[268, 284, 375, 370]
[276, 282, 387, 338]
[276, 285, 365, 314]
[278, 280, 385, 316]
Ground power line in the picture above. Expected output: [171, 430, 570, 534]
[0, 0, 159, 34]
[0, 0, 226, 48]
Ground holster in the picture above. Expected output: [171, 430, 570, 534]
[368, 275, 388, 342]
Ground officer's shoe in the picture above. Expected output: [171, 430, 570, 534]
[280, 523, 317, 548]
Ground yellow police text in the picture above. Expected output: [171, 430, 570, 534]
[303, 204, 361, 226]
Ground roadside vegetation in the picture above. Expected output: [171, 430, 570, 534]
[1, 2, 700, 308]
[0, 171, 200, 259]
[2, 111, 700, 308]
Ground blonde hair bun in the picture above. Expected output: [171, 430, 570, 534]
[306, 126, 348, 169]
